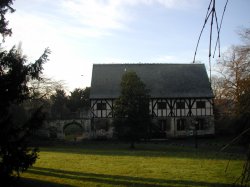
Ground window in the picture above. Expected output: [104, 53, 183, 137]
[196, 101, 205, 109]
[157, 102, 166, 109]
[196, 118, 205, 130]
[177, 119, 186, 131]
[176, 102, 185, 109]
[158, 120, 167, 131]
[97, 103, 106, 110]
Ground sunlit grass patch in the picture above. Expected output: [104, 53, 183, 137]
[20, 142, 244, 187]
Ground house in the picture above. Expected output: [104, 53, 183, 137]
[90, 63, 215, 138]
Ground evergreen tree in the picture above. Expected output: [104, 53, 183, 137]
[0, 46, 50, 182]
[50, 89, 69, 119]
[68, 87, 90, 112]
[0, 0, 14, 40]
[113, 71, 151, 148]
[0, 0, 50, 183]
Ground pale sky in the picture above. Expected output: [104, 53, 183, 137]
[3, 0, 250, 91]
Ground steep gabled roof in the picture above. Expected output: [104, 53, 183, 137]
[90, 63, 214, 99]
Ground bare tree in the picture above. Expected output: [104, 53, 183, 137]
[211, 75, 226, 100]
[215, 45, 250, 106]
[215, 28, 250, 187]
[29, 76, 65, 100]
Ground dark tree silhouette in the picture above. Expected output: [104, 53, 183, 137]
[0, 0, 51, 184]
[68, 87, 90, 112]
[0, 0, 15, 40]
[0, 46, 50, 183]
[113, 71, 151, 149]
[50, 89, 69, 119]
[49, 87, 90, 119]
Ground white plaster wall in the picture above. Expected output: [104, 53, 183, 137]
[152, 99, 213, 117]
[91, 100, 113, 118]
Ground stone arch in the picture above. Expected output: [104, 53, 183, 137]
[47, 119, 92, 140]
[63, 120, 83, 133]
[62, 120, 85, 141]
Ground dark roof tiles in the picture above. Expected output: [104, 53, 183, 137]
[90, 63, 214, 99]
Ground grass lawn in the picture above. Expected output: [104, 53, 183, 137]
[19, 141, 245, 187]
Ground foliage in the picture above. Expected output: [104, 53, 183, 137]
[0, 0, 50, 182]
[238, 77, 250, 117]
[49, 87, 90, 119]
[113, 71, 151, 148]
[237, 77, 250, 187]
[0, 46, 50, 182]
[211, 75, 226, 100]
[216, 47, 250, 104]
[214, 29, 250, 103]
[50, 89, 70, 119]
[213, 28, 250, 186]
[0, 0, 15, 40]
[29, 76, 65, 100]
[212, 28, 250, 117]
[68, 87, 90, 112]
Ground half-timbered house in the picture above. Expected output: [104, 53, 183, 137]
[90, 63, 214, 138]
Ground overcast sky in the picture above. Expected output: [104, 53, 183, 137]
[3, 0, 250, 91]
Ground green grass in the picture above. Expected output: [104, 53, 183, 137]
[19, 142, 245, 187]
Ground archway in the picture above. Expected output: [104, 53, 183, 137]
[63, 121, 84, 142]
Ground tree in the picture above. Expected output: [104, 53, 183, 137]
[29, 75, 65, 100]
[25, 76, 65, 121]
[113, 71, 151, 148]
[215, 31, 250, 114]
[0, 0, 14, 40]
[50, 89, 69, 119]
[0, 46, 50, 182]
[49, 87, 90, 119]
[211, 75, 227, 100]
[214, 28, 250, 186]
[238, 77, 250, 117]
[0, 0, 50, 183]
[213, 28, 250, 132]
[68, 87, 90, 112]
[236, 75, 250, 187]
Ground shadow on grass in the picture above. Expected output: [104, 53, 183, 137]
[26, 166, 236, 187]
[40, 142, 243, 161]
[17, 177, 74, 187]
